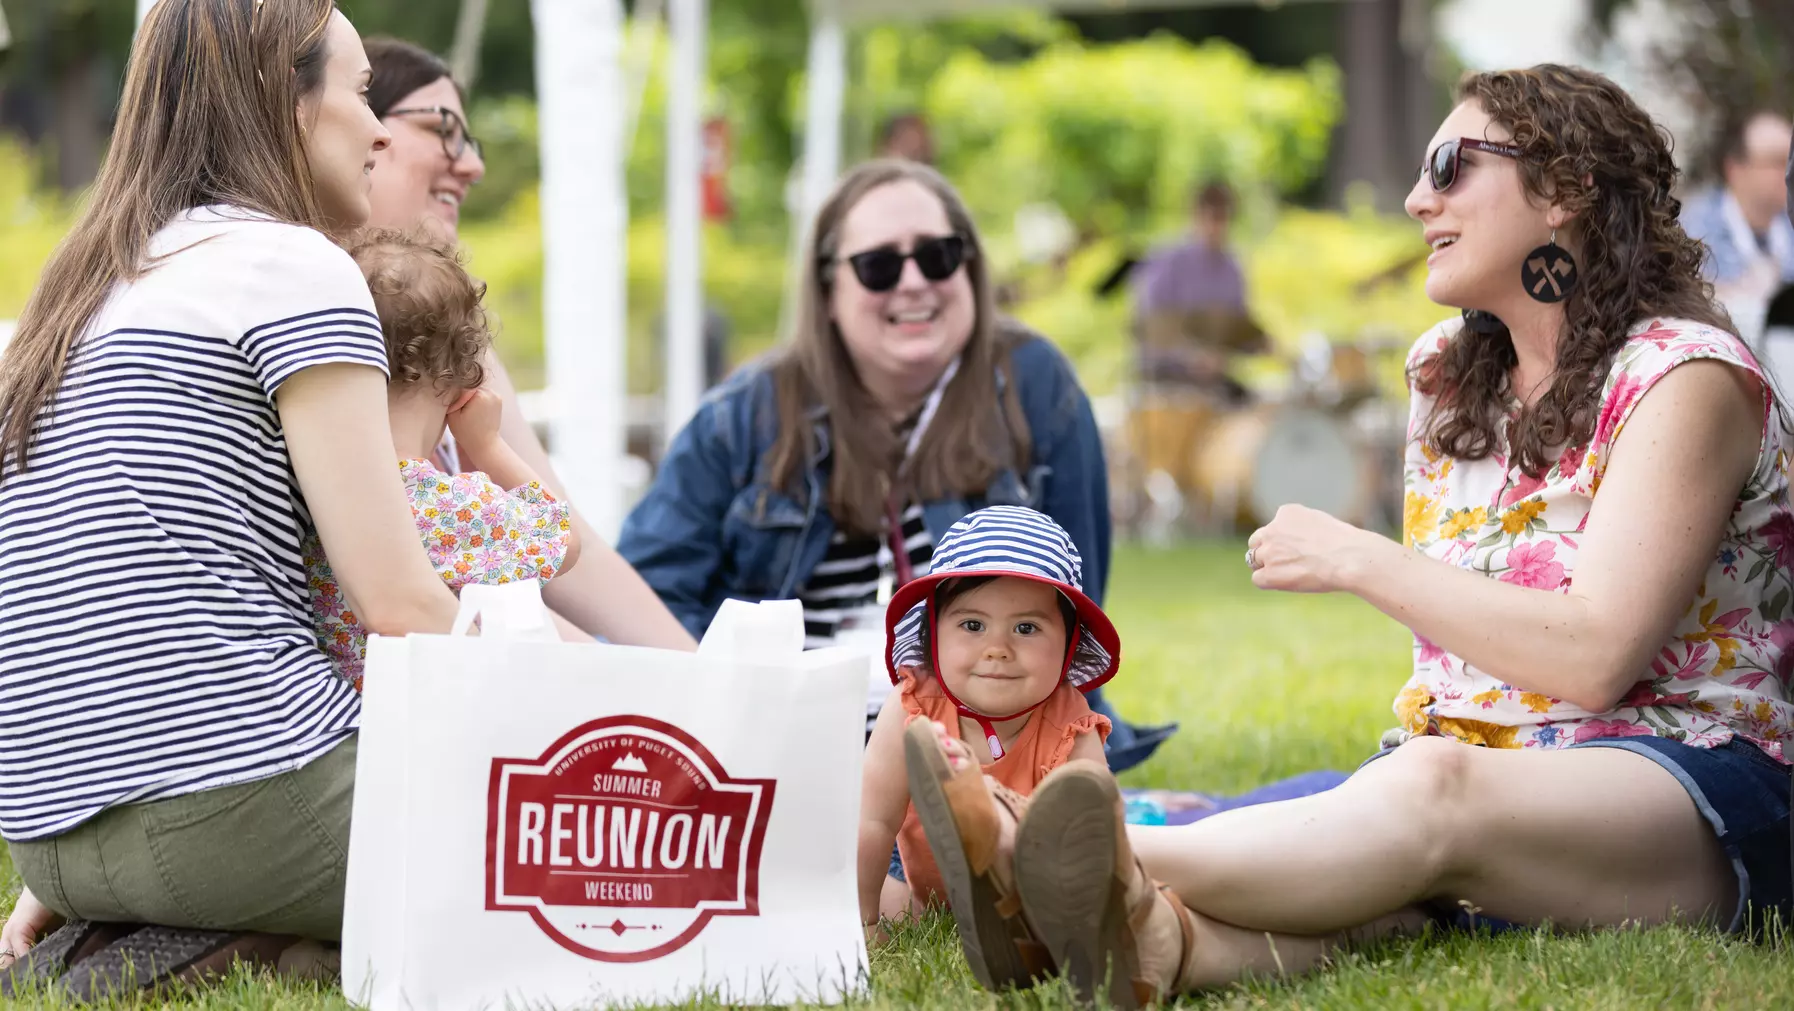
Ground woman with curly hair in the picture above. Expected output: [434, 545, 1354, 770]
[907, 65, 1793, 1004]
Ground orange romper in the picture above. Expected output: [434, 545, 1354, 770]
[894, 666, 1111, 905]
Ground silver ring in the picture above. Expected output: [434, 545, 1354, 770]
[1244, 547, 1258, 570]
[0, 946, 15, 962]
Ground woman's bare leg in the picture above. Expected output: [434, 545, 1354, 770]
[1009, 761, 1433, 999]
[1129, 737, 1734, 938]
[1173, 907, 1430, 990]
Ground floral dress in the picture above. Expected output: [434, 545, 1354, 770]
[304, 458, 573, 688]
[1396, 316, 1794, 760]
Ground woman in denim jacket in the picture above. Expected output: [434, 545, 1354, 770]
[617, 160, 1169, 772]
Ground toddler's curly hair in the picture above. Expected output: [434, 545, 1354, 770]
[348, 229, 490, 393]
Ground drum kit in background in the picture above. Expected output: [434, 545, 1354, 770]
[1105, 308, 1409, 543]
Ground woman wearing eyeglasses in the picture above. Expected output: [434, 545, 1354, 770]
[912, 66, 1792, 1004]
[616, 159, 1167, 773]
[358, 37, 696, 651]
[363, 37, 485, 237]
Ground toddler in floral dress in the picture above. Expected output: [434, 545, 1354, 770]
[303, 230, 579, 688]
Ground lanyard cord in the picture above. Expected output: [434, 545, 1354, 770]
[876, 357, 960, 603]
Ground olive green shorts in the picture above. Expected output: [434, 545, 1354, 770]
[8, 734, 356, 941]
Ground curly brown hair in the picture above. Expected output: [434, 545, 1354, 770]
[348, 229, 490, 394]
[1412, 65, 1734, 478]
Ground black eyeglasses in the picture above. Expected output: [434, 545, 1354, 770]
[1423, 137, 1524, 193]
[386, 106, 483, 163]
[830, 235, 971, 293]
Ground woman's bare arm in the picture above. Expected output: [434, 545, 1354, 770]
[1069, 730, 1107, 765]
[482, 350, 696, 650]
[279, 363, 460, 635]
[1252, 360, 1763, 712]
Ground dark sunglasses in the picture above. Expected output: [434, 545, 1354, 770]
[386, 106, 483, 163]
[1423, 137, 1523, 193]
[830, 235, 971, 293]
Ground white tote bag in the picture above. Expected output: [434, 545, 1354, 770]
[341, 584, 869, 1009]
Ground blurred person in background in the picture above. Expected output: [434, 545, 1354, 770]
[1123, 181, 1265, 518]
[361, 37, 694, 650]
[1681, 109, 1794, 346]
[878, 111, 936, 166]
[1762, 132, 1794, 399]
[1130, 181, 1264, 399]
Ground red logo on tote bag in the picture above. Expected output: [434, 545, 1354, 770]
[486, 716, 776, 961]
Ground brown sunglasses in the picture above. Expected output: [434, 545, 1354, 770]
[1423, 137, 1524, 193]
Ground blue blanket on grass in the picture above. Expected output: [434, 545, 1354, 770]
[1122, 769, 1351, 825]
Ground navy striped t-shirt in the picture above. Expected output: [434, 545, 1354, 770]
[0, 206, 388, 841]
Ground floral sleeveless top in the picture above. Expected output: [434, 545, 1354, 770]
[1397, 316, 1794, 761]
[303, 458, 572, 689]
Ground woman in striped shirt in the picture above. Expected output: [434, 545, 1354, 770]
[0, 0, 464, 991]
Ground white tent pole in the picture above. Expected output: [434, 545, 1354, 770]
[774, 1, 846, 343]
[532, 0, 629, 540]
[799, 5, 847, 230]
[663, 0, 707, 443]
[621, 0, 666, 156]
[448, 0, 492, 92]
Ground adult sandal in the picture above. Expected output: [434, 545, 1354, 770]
[47, 926, 295, 1004]
[1013, 760, 1198, 1008]
[902, 718, 1054, 991]
[0, 919, 139, 997]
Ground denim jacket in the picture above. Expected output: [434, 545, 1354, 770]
[617, 331, 1111, 638]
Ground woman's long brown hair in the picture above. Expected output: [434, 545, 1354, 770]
[766, 160, 1031, 536]
[0, 0, 338, 477]
[1412, 65, 1733, 477]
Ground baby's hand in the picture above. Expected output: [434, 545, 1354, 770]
[446, 388, 503, 455]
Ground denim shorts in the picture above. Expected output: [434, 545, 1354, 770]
[1575, 735, 1790, 935]
[1370, 735, 1791, 936]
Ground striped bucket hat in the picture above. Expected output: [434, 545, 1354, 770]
[884, 506, 1121, 756]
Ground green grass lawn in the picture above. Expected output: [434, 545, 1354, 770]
[4, 541, 1792, 1008]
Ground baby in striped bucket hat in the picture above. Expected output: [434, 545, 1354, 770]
[856, 506, 1121, 978]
